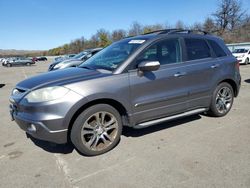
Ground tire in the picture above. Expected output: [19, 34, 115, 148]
[26, 62, 31, 66]
[6, 63, 12, 67]
[208, 82, 234, 117]
[245, 58, 249, 65]
[70, 104, 122, 156]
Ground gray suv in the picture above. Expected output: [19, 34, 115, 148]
[9, 29, 241, 156]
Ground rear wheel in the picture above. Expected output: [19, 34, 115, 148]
[6, 63, 12, 67]
[70, 104, 122, 156]
[208, 82, 234, 117]
[26, 62, 31, 66]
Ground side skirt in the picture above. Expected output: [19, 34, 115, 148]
[134, 108, 207, 129]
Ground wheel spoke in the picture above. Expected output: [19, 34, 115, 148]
[221, 103, 227, 112]
[100, 134, 111, 145]
[216, 102, 221, 110]
[82, 129, 95, 135]
[224, 97, 232, 103]
[100, 112, 106, 125]
[103, 132, 113, 142]
[105, 123, 117, 131]
[221, 88, 227, 97]
[92, 136, 100, 148]
[104, 117, 116, 127]
[94, 113, 101, 124]
[83, 123, 95, 130]
[86, 134, 97, 148]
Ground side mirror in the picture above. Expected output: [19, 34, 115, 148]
[138, 61, 160, 72]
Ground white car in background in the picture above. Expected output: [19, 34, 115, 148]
[232, 48, 250, 65]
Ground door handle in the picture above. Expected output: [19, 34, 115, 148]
[211, 64, 220, 69]
[174, 72, 186, 77]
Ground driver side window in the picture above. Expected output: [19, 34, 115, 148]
[135, 38, 181, 69]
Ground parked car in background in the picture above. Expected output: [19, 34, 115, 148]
[36, 56, 47, 61]
[54, 54, 76, 62]
[48, 48, 102, 71]
[10, 29, 241, 156]
[232, 48, 250, 65]
[32, 57, 38, 62]
[2, 57, 34, 67]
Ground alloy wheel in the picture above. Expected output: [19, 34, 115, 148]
[215, 86, 233, 114]
[81, 111, 119, 151]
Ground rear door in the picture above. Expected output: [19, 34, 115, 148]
[128, 38, 189, 124]
[182, 37, 221, 109]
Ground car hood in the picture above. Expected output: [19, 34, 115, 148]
[16, 67, 110, 90]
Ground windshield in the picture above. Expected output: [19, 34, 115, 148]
[233, 49, 248, 53]
[79, 39, 145, 71]
[74, 51, 87, 59]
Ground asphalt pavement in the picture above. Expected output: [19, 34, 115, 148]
[0, 59, 249, 188]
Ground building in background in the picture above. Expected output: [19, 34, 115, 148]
[227, 42, 250, 52]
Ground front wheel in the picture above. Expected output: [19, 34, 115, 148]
[208, 82, 234, 117]
[245, 58, 249, 65]
[70, 104, 122, 156]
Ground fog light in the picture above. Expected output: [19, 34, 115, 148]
[27, 124, 37, 132]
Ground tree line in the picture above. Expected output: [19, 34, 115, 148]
[38, 0, 250, 56]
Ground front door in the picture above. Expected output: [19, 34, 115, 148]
[128, 38, 189, 124]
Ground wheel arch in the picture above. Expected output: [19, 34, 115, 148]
[67, 98, 130, 141]
[218, 79, 238, 97]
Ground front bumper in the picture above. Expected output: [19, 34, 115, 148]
[9, 90, 83, 144]
[13, 112, 68, 144]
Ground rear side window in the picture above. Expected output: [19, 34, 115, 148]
[208, 40, 227, 57]
[185, 38, 211, 61]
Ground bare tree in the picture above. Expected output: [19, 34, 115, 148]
[111, 29, 127, 41]
[175, 20, 185, 29]
[128, 22, 143, 36]
[190, 22, 203, 31]
[203, 17, 216, 33]
[213, 0, 245, 34]
[143, 24, 164, 34]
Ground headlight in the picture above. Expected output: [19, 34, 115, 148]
[238, 55, 245, 58]
[24, 86, 70, 103]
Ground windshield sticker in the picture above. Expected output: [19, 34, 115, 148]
[128, 40, 145, 44]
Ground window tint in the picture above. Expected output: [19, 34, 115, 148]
[185, 38, 211, 60]
[137, 38, 181, 66]
[208, 40, 227, 57]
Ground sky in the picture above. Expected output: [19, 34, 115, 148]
[0, 0, 249, 50]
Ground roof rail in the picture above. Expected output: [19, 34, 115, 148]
[168, 29, 210, 35]
[143, 29, 210, 35]
[143, 29, 180, 35]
